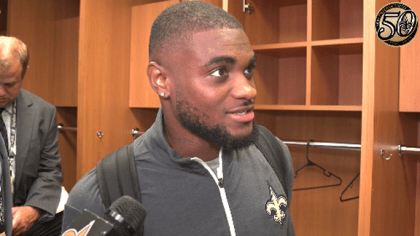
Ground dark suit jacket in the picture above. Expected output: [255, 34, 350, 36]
[13, 89, 63, 217]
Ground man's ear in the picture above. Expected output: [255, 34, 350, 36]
[21, 65, 29, 79]
[147, 61, 169, 99]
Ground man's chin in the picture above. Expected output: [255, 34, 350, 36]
[0, 102, 9, 108]
[221, 123, 259, 152]
[228, 126, 254, 140]
[177, 107, 258, 152]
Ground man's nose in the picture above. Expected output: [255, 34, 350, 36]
[231, 75, 257, 101]
[0, 85, 6, 96]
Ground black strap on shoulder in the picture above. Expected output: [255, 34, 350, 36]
[96, 144, 141, 208]
[255, 125, 288, 199]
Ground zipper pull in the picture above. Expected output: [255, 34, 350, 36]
[218, 178, 224, 188]
[217, 148, 224, 188]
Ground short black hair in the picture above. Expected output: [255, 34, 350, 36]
[149, 1, 243, 61]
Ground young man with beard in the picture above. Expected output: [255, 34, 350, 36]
[62, 1, 295, 235]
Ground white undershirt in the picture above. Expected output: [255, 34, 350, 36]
[206, 156, 220, 175]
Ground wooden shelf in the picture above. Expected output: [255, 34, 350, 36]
[253, 42, 307, 57]
[254, 50, 307, 106]
[312, 0, 363, 41]
[255, 104, 362, 111]
[310, 43, 363, 106]
[243, 0, 307, 45]
[253, 42, 308, 50]
[311, 37, 363, 48]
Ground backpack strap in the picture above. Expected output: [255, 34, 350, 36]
[255, 125, 289, 199]
[97, 144, 144, 236]
[96, 144, 141, 208]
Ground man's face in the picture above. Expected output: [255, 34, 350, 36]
[167, 28, 258, 151]
[0, 58, 23, 108]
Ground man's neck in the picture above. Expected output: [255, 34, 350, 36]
[2, 102, 14, 114]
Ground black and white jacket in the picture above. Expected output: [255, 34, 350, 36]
[62, 108, 295, 236]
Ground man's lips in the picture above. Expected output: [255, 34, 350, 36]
[227, 105, 254, 114]
[227, 105, 255, 123]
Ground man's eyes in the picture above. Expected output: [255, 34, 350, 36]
[244, 63, 255, 75]
[209, 64, 255, 79]
[210, 67, 228, 77]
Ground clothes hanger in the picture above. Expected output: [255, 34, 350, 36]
[339, 172, 360, 202]
[293, 140, 342, 191]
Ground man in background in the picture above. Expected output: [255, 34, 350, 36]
[0, 36, 63, 236]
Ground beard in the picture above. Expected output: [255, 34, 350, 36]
[176, 97, 258, 153]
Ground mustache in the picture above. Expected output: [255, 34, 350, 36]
[242, 99, 254, 106]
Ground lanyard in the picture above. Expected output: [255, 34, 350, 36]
[7, 101, 16, 196]
[8, 101, 16, 159]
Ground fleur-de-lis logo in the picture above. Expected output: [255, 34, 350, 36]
[265, 186, 287, 225]
[399, 15, 414, 35]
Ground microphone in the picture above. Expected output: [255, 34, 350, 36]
[62, 196, 146, 236]
[104, 196, 146, 236]
[62, 209, 115, 236]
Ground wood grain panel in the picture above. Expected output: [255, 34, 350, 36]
[0, 0, 7, 33]
[78, 0, 142, 178]
[241, 0, 306, 44]
[253, 53, 279, 105]
[132, 0, 174, 6]
[338, 53, 363, 105]
[400, 0, 420, 112]
[417, 162, 420, 236]
[129, 0, 178, 108]
[225, 0, 245, 25]
[279, 3, 307, 43]
[311, 47, 339, 105]
[54, 16, 79, 107]
[312, 0, 363, 41]
[358, 1, 376, 233]
[253, 110, 277, 132]
[278, 56, 306, 105]
[310, 44, 363, 106]
[339, 0, 363, 39]
[359, 1, 418, 235]
[53, 0, 79, 190]
[400, 0, 420, 231]
[275, 111, 361, 236]
[275, 111, 362, 144]
[312, 0, 339, 41]
[56, 108, 78, 192]
[417, 119, 420, 236]
[243, 0, 280, 45]
[182, 0, 222, 8]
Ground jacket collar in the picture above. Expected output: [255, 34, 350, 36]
[15, 89, 35, 188]
[134, 108, 233, 170]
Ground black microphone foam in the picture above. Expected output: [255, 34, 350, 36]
[105, 196, 146, 236]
